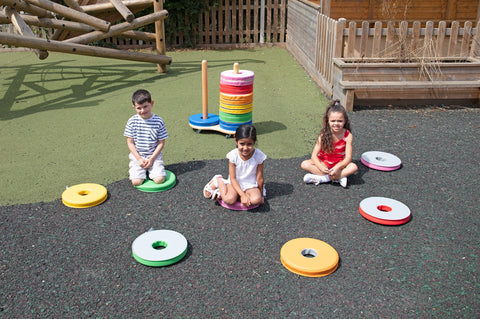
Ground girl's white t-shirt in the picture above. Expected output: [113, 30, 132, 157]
[226, 148, 267, 191]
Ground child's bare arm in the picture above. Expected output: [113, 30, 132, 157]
[144, 139, 165, 168]
[229, 161, 252, 206]
[310, 138, 330, 174]
[127, 137, 147, 167]
[256, 162, 264, 194]
[229, 161, 243, 196]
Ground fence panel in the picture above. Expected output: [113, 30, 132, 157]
[284, 0, 322, 89]
[315, 14, 337, 85]
[195, 0, 287, 47]
[341, 20, 479, 61]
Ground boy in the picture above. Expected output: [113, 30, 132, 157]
[124, 89, 168, 186]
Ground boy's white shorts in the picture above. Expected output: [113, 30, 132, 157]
[128, 153, 166, 180]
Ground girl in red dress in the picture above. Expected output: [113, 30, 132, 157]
[301, 100, 358, 188]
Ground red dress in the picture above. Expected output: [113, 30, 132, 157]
[317, 129, 350, 169]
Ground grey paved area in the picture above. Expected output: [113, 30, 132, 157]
[1, 107, 479, 318]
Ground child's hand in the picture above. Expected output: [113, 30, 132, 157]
[240, 194, 251, 207]
[142, 158, 154, 169]
[328, 167, 341, 180]
[137, 157, 150, 169]
[319, 164, 330, 174]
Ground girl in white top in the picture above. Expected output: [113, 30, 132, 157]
[203, 124, 266, 207]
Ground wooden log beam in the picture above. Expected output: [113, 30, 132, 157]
[0, 32, 172, 64]
[4, 6, 48, 59]
[0, 0, 53, 18]
[64, 9, 167, 44]
[0, 12, 156, 41]
[108, 0, 135, 22]
[23, 0, 111, 31]
[81, 0, 152, 15]
[118, 30, 155, 41]
[63, 0, 84, 12]
[48, 0, 90, 42]
[0, 11, 95, 32]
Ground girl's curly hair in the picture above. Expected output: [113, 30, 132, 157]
[319, 100, 351, 153]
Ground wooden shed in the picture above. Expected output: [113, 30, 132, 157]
[287, 0, 480, 110]
[318, 0, 480, 21]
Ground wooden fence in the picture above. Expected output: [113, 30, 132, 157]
[186, 0, 287, 47]
[286, 0, 480, 96]
[1, 0, 287, 49]
[97, 0, 288, 48]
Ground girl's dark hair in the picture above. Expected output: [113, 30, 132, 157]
[235, 124, 257, 143]
[132, 89, 152, 105]
[320, 100, 351, 153]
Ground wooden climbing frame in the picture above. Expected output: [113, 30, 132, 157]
[0, 0, 170, 72]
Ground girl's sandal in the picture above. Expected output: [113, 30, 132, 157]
[203, 175, 223, 200]
[203, 184, 215, 199]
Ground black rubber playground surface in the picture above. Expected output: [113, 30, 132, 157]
[1, 106, 479, 317]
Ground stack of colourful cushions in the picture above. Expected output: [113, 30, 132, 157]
[219, 69, 254, 131]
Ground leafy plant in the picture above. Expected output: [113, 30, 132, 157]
[136, 0, 219, 48]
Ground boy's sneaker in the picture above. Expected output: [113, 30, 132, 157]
[339, 177, 347, 188]
[303, 173, 322, 185]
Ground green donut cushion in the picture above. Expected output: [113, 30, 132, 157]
[134, 170, 176, 192]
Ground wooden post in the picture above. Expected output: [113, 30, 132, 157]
[233, 62, 239, 74]
[202, 60, 208, 120]
[0, 32, 172, 64]
[359, 20, 369, 58]
[153, 0, 167, 73]
[411, 21, 421, 53]
[322, 0, 330, 17]
[260, 0, 265, 43]
[333, 18, 346, 59]
[470, 20, 480, 57]
[4, 6, 48, 59]
[346, 21, 356, 58]
[448, 21, 459, 56]
[385, 21, 395, 57]
[436, 21, 446, 57]
[477, 0, 480, 22]
[372, 21, 382, 57]
[23, 0, 111, 31]
[64, 9, 168, 44]
[108, 0, 135, 22]
[344, 89, 354, 112]
[460, 21, 472, 57]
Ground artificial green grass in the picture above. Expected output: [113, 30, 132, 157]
[0, 47, 329, 205]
